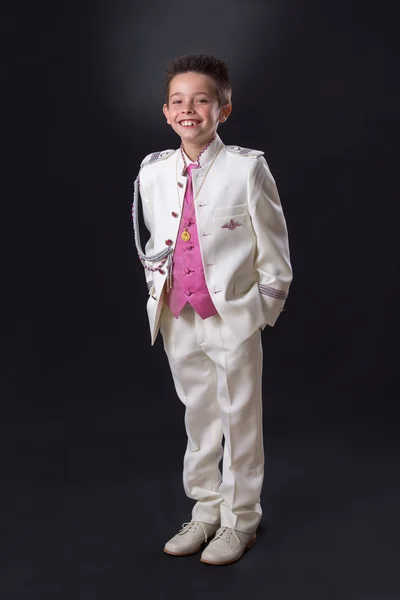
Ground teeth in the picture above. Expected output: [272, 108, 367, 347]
[181, 121, 199, 127]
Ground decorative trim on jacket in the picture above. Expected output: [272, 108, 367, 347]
[258, 283, 288, 300]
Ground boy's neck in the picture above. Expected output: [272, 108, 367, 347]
[181, 134, 216, 163]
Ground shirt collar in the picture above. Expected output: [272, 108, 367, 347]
[182, 150, 197, 166]
[179, 132, 224, 176]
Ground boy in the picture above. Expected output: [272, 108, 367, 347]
[132, 53, 292, 565]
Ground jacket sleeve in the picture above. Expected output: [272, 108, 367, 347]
[138, 169, 155, 296]
[247, 155, 293, 326]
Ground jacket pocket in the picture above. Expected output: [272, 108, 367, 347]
[233, 271, 258, 296]
[213, 203, 248, 218]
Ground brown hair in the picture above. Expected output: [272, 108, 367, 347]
[165, 53, 232, 107]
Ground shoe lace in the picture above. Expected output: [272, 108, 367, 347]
[178, 521, 210, 543]
[213, 526, 240, 545]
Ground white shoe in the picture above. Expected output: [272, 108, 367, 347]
[164, 521, 220, 556]
[200, 526, 256, 565]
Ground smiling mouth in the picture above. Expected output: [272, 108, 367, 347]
[179, 120, 202, 128]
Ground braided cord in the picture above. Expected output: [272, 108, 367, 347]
[132, 176, 173, 273]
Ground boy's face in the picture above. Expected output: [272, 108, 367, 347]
[163, 72, 231, 150]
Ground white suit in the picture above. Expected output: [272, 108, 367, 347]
[136, 133, 292, 533]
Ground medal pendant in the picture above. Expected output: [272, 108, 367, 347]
[182, 229, 191, 242]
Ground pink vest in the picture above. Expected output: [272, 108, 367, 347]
[165, 163, 218, 319]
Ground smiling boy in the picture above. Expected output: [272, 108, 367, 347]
[132, 54, 292, 565]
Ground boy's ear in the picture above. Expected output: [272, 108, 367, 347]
[219, 103, 232, 122]
[162, 103, 171, 124]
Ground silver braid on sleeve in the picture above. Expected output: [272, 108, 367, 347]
[132, 176, 174, 291]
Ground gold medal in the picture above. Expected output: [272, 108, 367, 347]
[182, 229, 191, 242]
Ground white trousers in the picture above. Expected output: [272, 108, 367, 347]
[159, 303, 264, 534]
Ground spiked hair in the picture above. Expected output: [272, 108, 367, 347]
[165, 53, 232, 107]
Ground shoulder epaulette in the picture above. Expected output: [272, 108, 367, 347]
[140, 149, 175, 168]
[225, 145, 264, 157]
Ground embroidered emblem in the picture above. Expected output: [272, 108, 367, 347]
[221, 219, 243, 231]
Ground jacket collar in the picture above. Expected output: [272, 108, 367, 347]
[178, 132, 224, 176]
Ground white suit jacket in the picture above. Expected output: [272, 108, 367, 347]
[137, 133, 293, 345]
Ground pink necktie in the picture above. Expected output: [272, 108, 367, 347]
[185, 163, 198, 205]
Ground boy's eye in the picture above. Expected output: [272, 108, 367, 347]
[171, 99, 208, 104]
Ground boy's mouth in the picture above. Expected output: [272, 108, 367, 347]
[179, 120, 202, 128]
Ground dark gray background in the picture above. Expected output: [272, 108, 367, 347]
[3, 1, 400, 598]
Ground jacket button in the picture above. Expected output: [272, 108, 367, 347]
[165, 239, 173, 246]
[185, 290, 192, 296]
[184, 268, 190, 274]
[171, 212, 179, 218]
